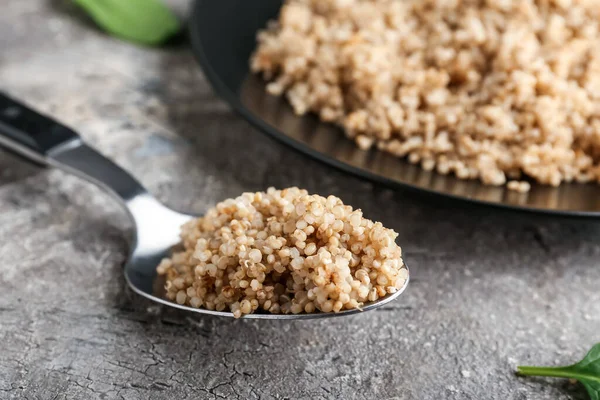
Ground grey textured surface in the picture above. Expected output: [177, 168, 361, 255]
[1, 1, 600, 399]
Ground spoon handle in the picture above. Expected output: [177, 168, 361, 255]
[0, 91, 148, 203]
[0, 91, 82, 165]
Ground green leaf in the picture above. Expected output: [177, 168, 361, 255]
[72, 0, 180, 45]
[517, 343, 600, 400]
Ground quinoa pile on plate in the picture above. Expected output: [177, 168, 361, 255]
[251, 0, 600, 192]
[157, 188, 407, 318]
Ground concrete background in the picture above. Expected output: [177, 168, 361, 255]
[1, 1, 599, 399]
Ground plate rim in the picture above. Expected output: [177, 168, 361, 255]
[188, 0, 600, 218]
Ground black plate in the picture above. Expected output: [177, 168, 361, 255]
[189, 0, 600, 217]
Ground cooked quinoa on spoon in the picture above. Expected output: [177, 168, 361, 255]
[157, 187, 407, 318]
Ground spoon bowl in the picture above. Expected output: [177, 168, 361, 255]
[122, 195, 409, 319]
[0, 92, 409, 319]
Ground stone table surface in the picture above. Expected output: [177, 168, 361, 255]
[1, 1, 600, 399]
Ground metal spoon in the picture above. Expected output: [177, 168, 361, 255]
[0, 92, 409, 319]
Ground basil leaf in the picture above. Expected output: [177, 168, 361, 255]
[73, 0, 180, 45]
[517, 343, 600, 400]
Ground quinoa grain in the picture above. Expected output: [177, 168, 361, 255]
[251, 0, 600, 192]
[157, 188, 406, 317]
